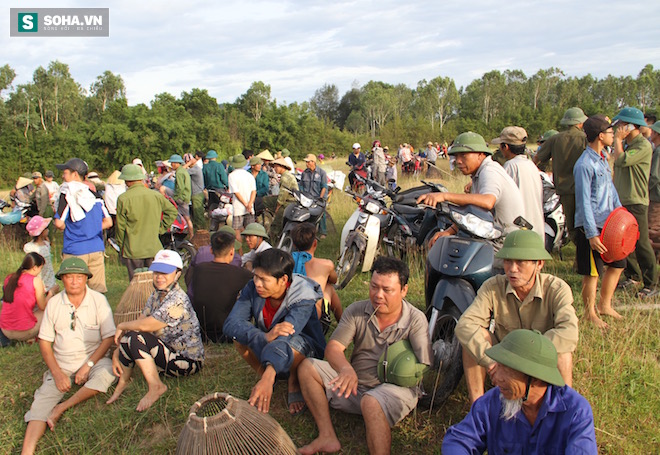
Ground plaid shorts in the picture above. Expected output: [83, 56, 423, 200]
[232, 213, 255, 230]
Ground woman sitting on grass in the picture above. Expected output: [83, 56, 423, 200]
[0, 252, 54, 342]
[107, 250, 204, 411]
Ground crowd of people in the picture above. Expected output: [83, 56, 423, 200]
[1, 105, 658, 453]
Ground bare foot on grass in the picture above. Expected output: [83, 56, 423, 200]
[584, 313, 608, 330]
[599, 307, 623, 319]
[46, 404, 64, 430]
[136, 383, 167, 412]
[298, 436, 342, 455]
[106, 377, 131, 404]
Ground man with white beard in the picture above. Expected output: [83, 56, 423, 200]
[442, 329, 597, 454]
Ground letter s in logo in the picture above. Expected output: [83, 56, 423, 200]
[22, 15, 33, 30]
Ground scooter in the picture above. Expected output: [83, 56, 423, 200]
[541, 172, 568, 257]
[418, 202, 503, 409]
[276, 189, 326, 253]
[335, 176, 396, 290]
[382, 180, 449, 259]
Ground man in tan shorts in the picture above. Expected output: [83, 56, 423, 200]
[21, 258, 116, 455]
[298, 257, 431, 455]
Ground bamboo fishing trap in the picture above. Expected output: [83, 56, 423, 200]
[113, 270, 153, 325]
[176, 392, 297, 455]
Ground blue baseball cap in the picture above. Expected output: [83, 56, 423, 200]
[149, 249, 183, 274]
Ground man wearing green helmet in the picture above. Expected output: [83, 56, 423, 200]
[443, 329, 597, 454]
[417, 131, 524, 249]
[456, 229, 578, 404]
[533, 107, 588, 239]
[612, 107, 658, 297]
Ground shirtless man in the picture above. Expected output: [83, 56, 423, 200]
[290, 223, 342, 333]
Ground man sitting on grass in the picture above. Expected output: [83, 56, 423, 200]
[223, 248, 326, 415]
[22, 258, 116, 455]
[297, 257, 431, 455]
[442, 329, 597, 454]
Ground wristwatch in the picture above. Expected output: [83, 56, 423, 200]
[87, 360, 95, 368]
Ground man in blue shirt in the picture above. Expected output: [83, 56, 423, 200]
[442, 329, 597, 454]
[347, 143, 366, 189]
[53, 158, 113, 293]
[574, 115, 625, 330]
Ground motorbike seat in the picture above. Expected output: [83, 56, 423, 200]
[392, 203, 424, 216]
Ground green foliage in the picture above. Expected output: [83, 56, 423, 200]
[0, 61, 659, 180]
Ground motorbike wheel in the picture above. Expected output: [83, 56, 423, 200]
[418, 305, 464, 410]
[335, 243, 362, 290]
[385, 224, 408, 260]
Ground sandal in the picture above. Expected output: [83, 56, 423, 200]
[638, 287, 659, 299]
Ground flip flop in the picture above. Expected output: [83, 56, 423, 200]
[288, 391, 306, 416]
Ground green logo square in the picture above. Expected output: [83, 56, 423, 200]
[18, 13, 38, 32]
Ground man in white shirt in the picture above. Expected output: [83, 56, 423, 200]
[492, 126, 545, 241]
[228, 154, 257, 239]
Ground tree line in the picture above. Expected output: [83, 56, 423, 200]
[0, 61, 658, 181]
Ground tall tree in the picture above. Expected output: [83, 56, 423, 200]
[90, 70, 126, 113]
[416, 76, 459, 132]
[237, 81, 271, 123]
[310, 83, 339, 124]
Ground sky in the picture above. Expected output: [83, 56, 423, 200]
[3, 0, 660, 106]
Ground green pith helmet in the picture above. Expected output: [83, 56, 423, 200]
[377, 340, 428, 388]
[651, 121, 660, 135]
[539, 129, 559, 143]
[447, 132, 492, 155]
[495, 229, 552, 260]
[56, 257, 93, 279]
[486, 329, 565, 386]
[612, 106, 647, 127]
[231, 154, 247, 168]
[560, 107, 588, 126]
[118, 164, 144, 182]
[241, 222, 269, 239]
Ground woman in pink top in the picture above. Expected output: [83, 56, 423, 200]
[0, 252, 52, 342]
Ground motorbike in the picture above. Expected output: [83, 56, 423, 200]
[207, 188, 233, 231]
[382, 180, 449, 259]
[541, 172, 568, 257]
[418, 202, 503, 409]
[276, 189, 326, 253]
[335, 176, 396, 290]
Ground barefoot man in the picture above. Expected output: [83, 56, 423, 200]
[298, 257, 431, 455]
[290, 222, 343, 335]
[574, 115, 628, 329]
[21, 258, 116, 455]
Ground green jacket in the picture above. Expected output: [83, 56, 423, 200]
[255, 170, 269, 197]
[535, 126, 587, 196]
[649, 145, 660, 203]
[116, 184, 178, 259]
[203, 160, 228, 190]
[277, 172, 299, 206]
[614, 133, 652, 206]
[174, 166, 191, 203]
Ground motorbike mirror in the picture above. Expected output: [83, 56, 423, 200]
[513, 216, 533, 230]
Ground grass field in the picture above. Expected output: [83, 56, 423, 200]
[0, 159, 659, 454]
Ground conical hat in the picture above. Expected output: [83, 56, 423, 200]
[16, 177, 33, 189]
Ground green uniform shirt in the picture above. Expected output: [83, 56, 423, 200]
[116, 184, 178, 259]
[535, 126, 587, 196]
[254, 170, 269, 197]
[202, 160, 228, 190]
[614, 133, 652, 206]
[649, 144, 660, 203]
[277, 171, 299, 206]
[174, 166, 191, 203]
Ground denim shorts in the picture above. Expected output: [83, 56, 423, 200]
[288, 334, 318, 358]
